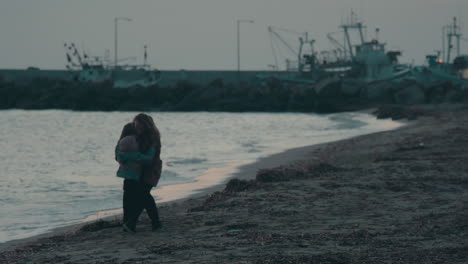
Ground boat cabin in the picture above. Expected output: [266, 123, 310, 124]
[453, 55, 468, 79]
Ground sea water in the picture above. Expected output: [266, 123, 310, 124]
[0, 110, 401, 243]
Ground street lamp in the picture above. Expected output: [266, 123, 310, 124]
[114, 17, 132, 67]
[237, 19, 254, 74]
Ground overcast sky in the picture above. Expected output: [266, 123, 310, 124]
[0, 0, 467, 70]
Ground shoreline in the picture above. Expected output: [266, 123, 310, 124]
[0, 109, 404, 252]
[0, 142, 324, 252]
[2, 105, 467, 263]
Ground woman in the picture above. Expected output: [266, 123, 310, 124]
[116, 113, 162, 232]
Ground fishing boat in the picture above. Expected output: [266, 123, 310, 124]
[64, 42, 161, 88]
[412, 17, 468, 88]
[263, 12, 411, 84]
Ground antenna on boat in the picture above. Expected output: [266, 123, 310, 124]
[144, 45, 148, 66]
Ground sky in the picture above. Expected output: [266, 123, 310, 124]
[0, 0, 467, 70]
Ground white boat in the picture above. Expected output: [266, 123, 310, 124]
[64, 43, 161, 88]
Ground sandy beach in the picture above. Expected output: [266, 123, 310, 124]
[1, 105, 467, 263]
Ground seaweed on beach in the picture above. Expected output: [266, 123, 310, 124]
[373, 105, 427, 120]
[256, 168, 291, 182]
[146, 242, 192, 255]
[256, 163, 343, 183]
[256, 166, 307, 182]
[79, 219, 122, 232]
[189, 191, 230, 212]
[254, 253, 353, 264]
[224, 178, 257, 192]
[225, 222, 258, 230]
[307, 162, 343, 174]
[189, 179, 257, 212]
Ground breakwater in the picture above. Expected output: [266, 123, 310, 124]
[0, 69, 292, 86]
[0, 73, 466, 113]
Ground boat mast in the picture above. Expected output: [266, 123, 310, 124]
[298, 33, 314, 73]
[340, 11, 366, 61]
[445, 16, 462, 63]
[268, 26, 303, 71]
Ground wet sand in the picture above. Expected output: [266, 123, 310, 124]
[1, 105, 467, 263]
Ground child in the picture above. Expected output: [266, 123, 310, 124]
[116, 123, 142, 181]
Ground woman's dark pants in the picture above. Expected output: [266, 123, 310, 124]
[123, 179, 160, 230]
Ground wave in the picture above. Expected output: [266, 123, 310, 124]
[241, 140, 266, 154]
[158, 170, 197, 187]
[327, 114, 368, 130]
[166, 158, 208, 166]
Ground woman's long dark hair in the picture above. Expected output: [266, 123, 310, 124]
[133, 113, 161, 154]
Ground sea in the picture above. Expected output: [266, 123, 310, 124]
[0, 110, 402, 243]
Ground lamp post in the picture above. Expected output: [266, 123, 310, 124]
[237, 19, 254, 76]
[114, 17, 132, 67]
